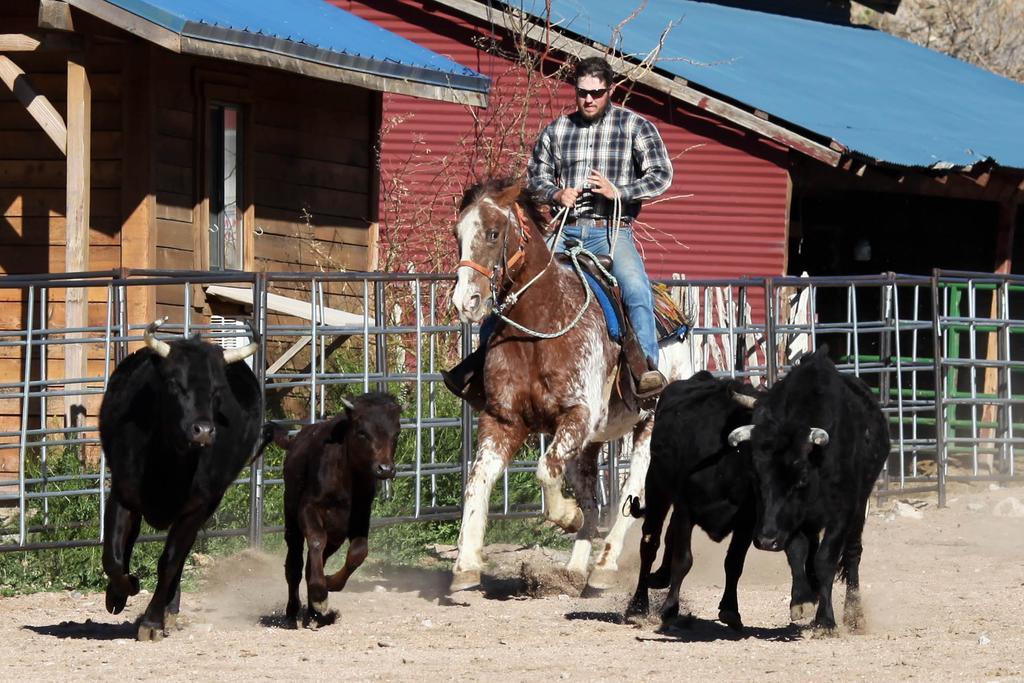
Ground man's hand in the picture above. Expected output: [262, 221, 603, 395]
[553, 186, 582, 208]
[587, 169, 619, 199]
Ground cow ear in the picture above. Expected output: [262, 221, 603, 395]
[328, 413, 351, 443]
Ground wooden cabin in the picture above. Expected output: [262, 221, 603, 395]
[0, 0, 488, 475]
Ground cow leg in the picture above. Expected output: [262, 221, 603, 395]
[565, 445, 601, 579]
[137, 505, 206, 641]
[451, 419, 527, 592]
[810, 526, 847, 634]
[325, 537, 368, 593]
[841, 508, 869, 633]
[284, 512, 305, 625]
[590, 417, 652, 588]
[648, 509, 675, 589]
[785, 531, 818, 621]
[537, 405, 590, 532]
[102, 496, 141, 615]
[301, 511, 336, 627]
[165, 584, 182, 631]
[718, 509, 754, 631]
[658, 503, 693, 626]
[624, 481, 671, 619]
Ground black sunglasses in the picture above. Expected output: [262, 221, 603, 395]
[575, 87, 608, 100]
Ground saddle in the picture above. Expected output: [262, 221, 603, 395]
[555, 247, 661, 409]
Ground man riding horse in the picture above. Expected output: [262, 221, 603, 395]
[443, 56, 672, 405]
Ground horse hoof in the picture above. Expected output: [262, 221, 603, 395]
[449, 569, 481, 593]
[137, 622, 165, 642]
[648, 567, 670, 590]
[586, 567, 618, 590]
[311, 598, 329, 615]
[105, 584, 128, 615]
[791, 601, 816, 622]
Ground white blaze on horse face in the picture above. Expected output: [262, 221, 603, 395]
[452, 205, 491, 324]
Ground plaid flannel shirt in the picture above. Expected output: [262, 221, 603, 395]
[527, 104, 673, 222]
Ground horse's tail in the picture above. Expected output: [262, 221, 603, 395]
[624, 495, 646, 519]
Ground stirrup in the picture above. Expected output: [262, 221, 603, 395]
[635, 369, 667, 400]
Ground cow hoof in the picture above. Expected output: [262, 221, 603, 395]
[790, 601, 816, 622]
[624, 597, 649, 621]
[718, 609, 744, 631]
[809, 623, 838, 638]
[164, 612, 177, 631]
[585, 567, 618, 591]
[449, 569, 481, 593]
[843, 604, 866, 633]
[307, 608, 337, 629]
[311, 598, 329, 615]
[137, 622, 166, 642]
[128, 575, 141, 595]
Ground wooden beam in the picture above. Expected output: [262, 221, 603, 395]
[38, 0, 75, 32]
[0, 32, 83, 51]
[67, 0, 181, 52]
[0, 55, 67, 155]
[65, 57, 91, 426]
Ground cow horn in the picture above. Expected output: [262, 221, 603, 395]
[731, 392, 758, 409]
[340, 396, 355, 411]
[143, 317, 171, 358]
[808, 428, 830, 446]
[728, 425, 754, 447]
[223, 341, 258, 364]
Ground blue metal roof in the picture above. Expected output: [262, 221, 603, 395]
[534, 0, 1024, 170]
[90, 0, 489, 95]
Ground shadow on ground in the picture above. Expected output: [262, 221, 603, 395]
[23, 619, 137, 640]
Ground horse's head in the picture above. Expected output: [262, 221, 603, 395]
[451, 181, 533, 323]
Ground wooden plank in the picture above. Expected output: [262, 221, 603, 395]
[156, 162, 192, 195]
[205, 285, 365, 326]
[254, 206, 369, 239]
[0, 33, 82, 51]
[254, 152, 369, 193]
[155, 191, 194, 223]
[66, 56, 90, 423]
[0, 188, 119, 217]
[0, 55, 66, 154]
[251, 69, 369, 112]
[254, 99, 370, 138]
[0, 159, 120, 188]
[253, 179, 369, 222]
[0, 244, 119, 274]
[155, 246, 194, 270]
[253, 124, 369, 167]
[0, 72, 120, 100]
[121, 40, 156, 334]
[156, 217, 193, 250]
[156, 107, 193, 139]
[0, 215, 120, 245]
[0, 285, 112, 304]
[0, 300, 112, 328]
[38, 0, 75, 31]
[0, 129, 121, 160]
[69, 0, 181, 52]
[156, 135, 193, 167]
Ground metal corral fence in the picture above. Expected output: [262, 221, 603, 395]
[1, 268, 1022, 553]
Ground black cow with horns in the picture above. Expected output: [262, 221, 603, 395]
[98, 317, 262, 641]
[728, 346, 889, 633]
[624, 372, 820, 630]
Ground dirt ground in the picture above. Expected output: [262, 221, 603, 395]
[1, 483, 1022, 682]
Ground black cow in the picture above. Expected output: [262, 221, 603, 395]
[625, 372, 818, 630]
[99, 318, 261, 641]
[728, 347, 889, 633]
[275, 392, 401, 628]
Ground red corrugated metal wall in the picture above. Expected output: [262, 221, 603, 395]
[335, 0, 790, 279]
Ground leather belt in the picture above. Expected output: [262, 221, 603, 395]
[569, 217, 632, 228]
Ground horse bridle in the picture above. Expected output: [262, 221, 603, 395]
[458, 201, 531, 302]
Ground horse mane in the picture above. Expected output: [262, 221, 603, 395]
[459, 178, 548, 233]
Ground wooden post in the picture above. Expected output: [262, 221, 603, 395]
[980, 200, 1019, 473]
[65, 57, 91, 428]
[121, 43, 155, 340]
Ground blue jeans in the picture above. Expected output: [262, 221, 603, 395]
[548, 222, 659, 363]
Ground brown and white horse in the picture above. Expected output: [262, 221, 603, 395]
[449, 179, 686, 592]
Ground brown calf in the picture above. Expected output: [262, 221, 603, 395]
[275, 392, 401, 628]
